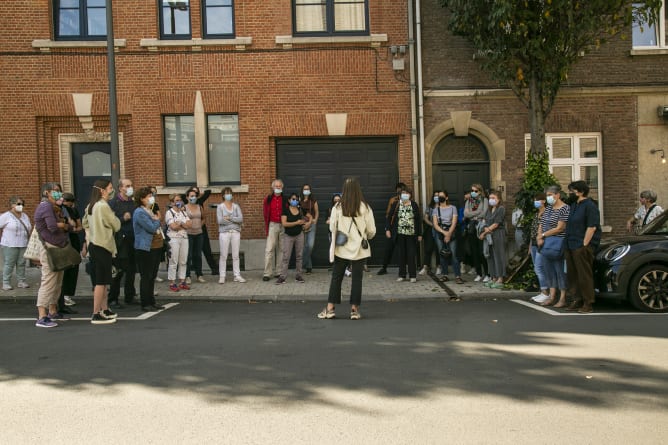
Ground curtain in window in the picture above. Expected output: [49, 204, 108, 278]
[295, 0, 326, 32]
[165, 116, 197, 185]
[334, 0, 365, 31]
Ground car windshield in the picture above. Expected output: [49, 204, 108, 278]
[640, 210, 668, 235]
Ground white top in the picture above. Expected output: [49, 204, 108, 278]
[634, 204, 664, 226]
[0, 211, 32, 247]
[329, 203, 376, 262]
[165, 208, 190, 239]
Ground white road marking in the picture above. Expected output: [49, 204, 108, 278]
[0, 302, 179, 322]
[511, 299, 668, 316]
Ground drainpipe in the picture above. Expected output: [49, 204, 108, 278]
[415, 0, 427, 209]
[408, 0, 420, 204]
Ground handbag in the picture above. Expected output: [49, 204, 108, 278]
[351, 218, 369, 249]
[541, 236, 565, 260]
[43, 241, 82, 271]
[23, 229, 43, 261]
[335, 231, 348, 246]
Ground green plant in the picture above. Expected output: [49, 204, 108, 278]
[515, 150, 559, 235]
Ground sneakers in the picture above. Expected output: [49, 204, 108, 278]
[396, 277, 405, 282]
[262, 276, 271, 281]
[474, 275, 483, 282]
[317, 308, 336, 319]
[36, 316, 58, 328]
[169, 283, 180, 292]
[2, 284, 12, 291]
[197, 276, 206, 283]
[218, 278, 226, 284]
[295, 275, 305, 283]
[91, 313, 116, 325]
[344, 268, 352, 277]
[409, 278, 417, 283]
[185, 277, 192, 285]
[179, 281, 190, 290]
[17, 281, 30, 289]
[418, 266, 428, 276]
[275, 276, 286, 285]
[376, 268, 387, 275]
[155, 276, 164, 282]
[482, 275, 491, 283]
[350, 310, 361, 320]
[305, 268, 312, 274]
[101, 309, 117, 319]
[531, 293, 550, 303]
[234, 276, 247, 283]
[64, 295, 76, 306]
[48, 312, 69, 321]
[435, 266, 442, 276]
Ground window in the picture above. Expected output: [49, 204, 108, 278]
[164, 114, 240, 186]
[632, 1, 667, 48]
[54, 0, 106, 40]
[525, 133, 604, 217]
[293, 0, 368, 35]
[203, 0, 235, 38]
[159, 0, 191, 39]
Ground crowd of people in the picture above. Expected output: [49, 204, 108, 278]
[0, 175, 662, 326]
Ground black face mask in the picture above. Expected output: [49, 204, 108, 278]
[438, 196, 446, 203]
[566, 193, 577, 204]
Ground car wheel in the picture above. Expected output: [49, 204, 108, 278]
[629, 264, 668, 313]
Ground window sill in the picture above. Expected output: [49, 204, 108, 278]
[630, 47, 668, 56]
[275, 34, 387, 49]
[139, 37, 252, 51]
[32, 39, 127, 51]
[156, 185, 249, 196]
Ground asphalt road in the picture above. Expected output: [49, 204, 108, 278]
[1, 299, 667, 444]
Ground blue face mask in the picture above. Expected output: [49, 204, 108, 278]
[400, 193, 410, 201]
[189, 196, 197, 204]
[224, 194, 233, 201]
[290, 199, 299, 207]
[470, 191, 479, 199]
[175, 201, 183, 208]
[533, 200, 542, 209]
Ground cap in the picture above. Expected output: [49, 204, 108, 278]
[62, 192, 76, 202]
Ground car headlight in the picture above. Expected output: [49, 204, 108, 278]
[603, 243, 631, 262]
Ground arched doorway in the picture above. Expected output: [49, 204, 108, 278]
[431, 135, 490, 209]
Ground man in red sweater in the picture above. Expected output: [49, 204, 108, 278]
[262, 179, 288, 281]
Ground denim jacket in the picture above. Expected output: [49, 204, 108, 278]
[132, 207, 161, 252]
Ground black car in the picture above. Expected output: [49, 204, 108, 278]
[594, 210, 668, 313]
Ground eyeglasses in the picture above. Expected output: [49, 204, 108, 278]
[471, 189, 479, 193]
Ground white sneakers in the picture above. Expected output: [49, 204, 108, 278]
[474, 275, 482, 282]
[17, 281, 30, 289]
[435, 266, 442, 275]
[482, 276, 491, 283]
[64, 296, 76, 306]
[2, 284, 13, 291]
[197, 276, 206, 283]
[233, 276, 247, 283]
[531, 293, 551, 304]
[410, 278, 417, 283]
[397, 277, 405, 282]
[418, 266, 428, 276]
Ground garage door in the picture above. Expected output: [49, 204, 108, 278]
[276, 138, 398, 268]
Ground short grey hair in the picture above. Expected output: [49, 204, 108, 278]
[9, 195, 22, 205]
[40, 182, 60, 200]
[640, 190, 657, 203]
[271, 178, 283, 188]
[545, 185, 561, 194]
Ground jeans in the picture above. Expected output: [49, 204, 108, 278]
[396, 234, 418, 279]
[186, 232, 205, 278]
[530, 245, 549, 291]
[543, 255, 567, 290]
[2, 245, 27, 285]
[328, 256, 364, 306]
[302, 225, 317, 271]
[219, 231, 242, 278]
[434, 233, 461, 277]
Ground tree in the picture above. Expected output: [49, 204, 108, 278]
[439, 0, 662, 156]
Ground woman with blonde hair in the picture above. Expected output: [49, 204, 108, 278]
[319, 177, 376, 320]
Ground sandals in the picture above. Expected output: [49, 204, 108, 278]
[440, 275, 449, 282]
[317, 308, 336, 319]
[455, 277, 465, 284]
[449, 296, 461, 302]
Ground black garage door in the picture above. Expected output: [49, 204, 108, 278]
[276, 138, 398, 268]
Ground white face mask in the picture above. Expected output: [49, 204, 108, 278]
[488, 198, 498, 207]
[126, 187, 134, 197]
[148, 196, 155, 206]
[14, 205, 23, 213]
[302, 190, 311, 196]
[274, 188, 283, 195]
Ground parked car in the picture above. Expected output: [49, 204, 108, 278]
[594, 210, 668, 313]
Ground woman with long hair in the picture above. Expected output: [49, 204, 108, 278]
[529, 192, 550, 304]
[432, 189, 464, 286]
[319, 177, 376, 320]
[277, 192, 306, 284]
[479, 190, 507, 289]
[217, 186, 246, 284]
[184, 187, 206, 284]
[464, 183, 489, 282]
[83, 179, 121, 324]
[418, 192, 439, 276]
[300, 184, 319, 274]
[133, 187, 164, 311]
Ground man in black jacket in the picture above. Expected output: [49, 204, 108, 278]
[109, 178, 139, 307]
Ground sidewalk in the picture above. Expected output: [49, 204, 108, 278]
[1, 262, 527, 303]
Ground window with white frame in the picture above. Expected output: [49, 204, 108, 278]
[632, 1, 667, 48]
[164, 115, 240, 186]
[293, 0, 368, 35]
[54, 0, 107, 40]
[525, 133, 603, 217]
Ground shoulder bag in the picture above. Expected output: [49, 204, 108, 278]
[540, 236, 565, 261]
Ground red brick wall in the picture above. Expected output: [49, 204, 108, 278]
[0, 1, 411, 239]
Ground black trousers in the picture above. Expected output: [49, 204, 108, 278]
[466, 233, 488, 277]
[201, 224, 218, 273]
[135, 248, 161, 307]
[565, 245, 595, 305]
[381, 236, 397, 268]
[396, 234, 418, 279]
[420, 228, 436, 268]
[109, 237, 136, 302]
[328, 256, 364, 306]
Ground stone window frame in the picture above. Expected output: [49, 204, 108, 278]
[291, 0, 370, 37]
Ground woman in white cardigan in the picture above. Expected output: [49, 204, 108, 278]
[318, 177, 376, 320]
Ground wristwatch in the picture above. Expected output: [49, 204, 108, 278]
[541, 232, 547, 239]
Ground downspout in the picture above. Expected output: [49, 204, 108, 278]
[415, 0, 427, 209]
[408, 0, 420, 203]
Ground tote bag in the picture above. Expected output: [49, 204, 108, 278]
[23, 229, 42, 261]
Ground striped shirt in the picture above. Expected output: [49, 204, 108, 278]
[540, 205, 570, 238]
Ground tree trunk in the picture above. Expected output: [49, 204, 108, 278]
[528, 73, 546, 157]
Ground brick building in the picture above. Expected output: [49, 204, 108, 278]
[0, 1, 413, 268]
[417, 0, 668, 236]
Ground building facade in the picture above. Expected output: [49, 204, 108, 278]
[418, 0, 668, 235]
[0, 1, 413, 268]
